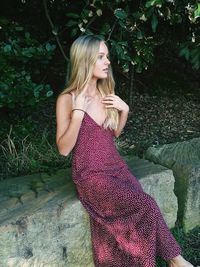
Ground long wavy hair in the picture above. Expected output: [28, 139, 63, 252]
[62, 35, 119, 130]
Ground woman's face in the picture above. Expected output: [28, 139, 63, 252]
[92, 41, 110, 80]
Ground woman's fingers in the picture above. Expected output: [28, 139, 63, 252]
[103, 101, 114, 104]
[102, 99, 115, 108]
[102, 96, 115, 102]
[102, 97, 117, 105]
[102, 94, 129, 111]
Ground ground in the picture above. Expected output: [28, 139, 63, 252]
[118, 93, 200, 157]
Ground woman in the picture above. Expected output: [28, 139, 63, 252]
[56, 35, 193, 267]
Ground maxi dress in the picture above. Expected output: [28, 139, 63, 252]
[71, 112, 181, 267]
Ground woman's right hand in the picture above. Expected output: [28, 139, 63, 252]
[71, 84, 92, 112]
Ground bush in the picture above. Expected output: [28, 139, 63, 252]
[0, 17, 55, 109]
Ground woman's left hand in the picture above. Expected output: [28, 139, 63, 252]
[102, 94, 129, 112]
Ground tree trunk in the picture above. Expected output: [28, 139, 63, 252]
[128, 64, 136, 108]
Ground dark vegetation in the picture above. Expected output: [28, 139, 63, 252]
[1, 0, 200, 179]
[0, 1, 200, 265]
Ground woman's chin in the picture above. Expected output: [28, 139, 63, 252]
[94, 73, 108, 80]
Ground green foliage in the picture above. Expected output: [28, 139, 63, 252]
[114, 8, 128, 19]
[145, 0, 163, 8]
[0, 18, 55, 109]
[1, 0, 199, 110]
[193, 3, 200, 20]
[2, 0, 197, 95]
[61, 0, 200, 73]
[179, 41, 200, 70]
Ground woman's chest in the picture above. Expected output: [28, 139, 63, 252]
[86, 98, 107, 125]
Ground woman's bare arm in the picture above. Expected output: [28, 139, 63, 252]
[56, 93, 85, 156]
[56, 85, 92, 156]
[114, 108, 129, 138]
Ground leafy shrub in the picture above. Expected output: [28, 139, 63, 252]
[64, 0, 200, 73]
[0, 17, 55, 109]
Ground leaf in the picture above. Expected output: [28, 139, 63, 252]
[51, 44, 56, 51]
[66, 20, 78, 27]
[136, 31, 144, 39]
[71, 28, 78, 37]
[151, 14, 158, 32]
[52, 27, 58, 35]
[34, 84, 43, 98]
[179, 47, 190, 61]
[15, 26, 24, 31]
[21, 70, 26, 75]
[46, 91, 53, 97]
[45, 43, 52, 52]
[25, 32, 30, 39]
[0, 82, 8, 90]
[140, 14, 147, 21]
[145, 0, 163, 8]
[133, 11, 143, 20]
[114, 8, 127, 19]
[34, 90, 40, 98]
[66, 13, 79, 19]
[100, 23, 111, 34]
[172, 14, 182, 23]
[194, 3, 200, 19]
[25, 75, 31, 82]
[82, 9, 91, 18]
[164, 7, 171, 19]
[4, 44, 12, 53]
[96, 9, 102, 16]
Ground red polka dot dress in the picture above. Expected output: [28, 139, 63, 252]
[72, 112, 181, 267]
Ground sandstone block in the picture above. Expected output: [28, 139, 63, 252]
[0, 156, 178, 266]
[145, 137, 200, 232]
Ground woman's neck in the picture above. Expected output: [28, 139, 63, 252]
[87, 78, 99, 97]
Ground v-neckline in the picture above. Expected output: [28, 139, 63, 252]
[85, 112, 106, 128]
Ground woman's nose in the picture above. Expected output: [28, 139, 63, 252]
[105, 58, 110, 65]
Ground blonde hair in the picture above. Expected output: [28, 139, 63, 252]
[62, 35, 119, 130]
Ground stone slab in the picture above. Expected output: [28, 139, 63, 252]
[145, 137, 200, 232]
[0, 156, 178, 266]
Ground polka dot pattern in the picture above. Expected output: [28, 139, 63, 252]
[72, 112, 181, 267]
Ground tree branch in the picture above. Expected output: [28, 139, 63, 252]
[43, 0, 69, 62]
[106, 19, 118, 41]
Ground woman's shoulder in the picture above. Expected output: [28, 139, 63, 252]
[57, 90, 74, 102]
[56, 92, 73, 112]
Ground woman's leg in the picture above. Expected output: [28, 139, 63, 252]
[168, 255, 194, 267]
